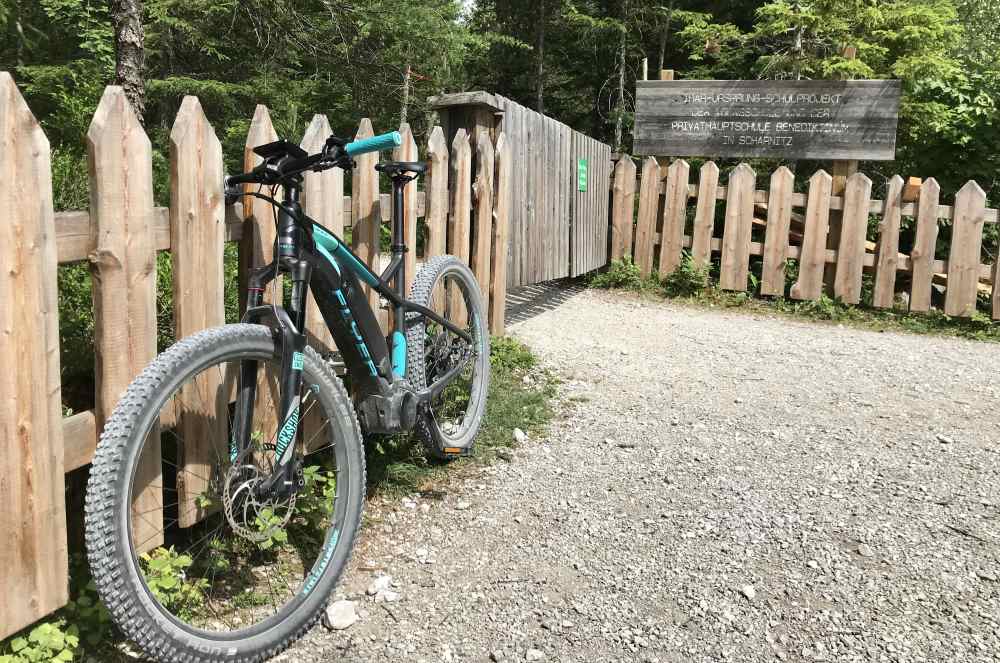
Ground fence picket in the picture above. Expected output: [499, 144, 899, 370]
[393, 123, 419, 297]
[0, 72, 68, 639]
[760, 166, 794, 296]
[169, 96, 227, 528]
[833, 173, 873, 304]
[790, 170, 833, 301]
[610, 157, 637, 260]
[659, 160, 691, 277]
[240, 105, 278, 312]
[449, 129, 473, 326]
[425, 127, 449, 262]
[301, 114, 341, 353]
[719, 164, 756, 291]
[634, 157, 660, 276]
[945, 181, 987, 317]
[87, 87, 162, 553]
[490, 133, 512, 334]
[473, 132, 495, 304]
[872, 175, 904, 308]
[351, 119, 383, 327]
[909, 178, 940, 312]
[691, 161, 720, 267]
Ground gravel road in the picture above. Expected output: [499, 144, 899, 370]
[285, 286, 1000, 663]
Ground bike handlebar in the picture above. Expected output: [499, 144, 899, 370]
[344, 131, 402, 157]
[224, 129, 402, 199]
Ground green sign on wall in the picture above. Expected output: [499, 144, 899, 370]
[577, 158, 588, 192]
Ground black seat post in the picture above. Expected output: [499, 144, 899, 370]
[390, 174, 412, 298]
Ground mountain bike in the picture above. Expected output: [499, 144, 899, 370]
[85, 129, 490, 662]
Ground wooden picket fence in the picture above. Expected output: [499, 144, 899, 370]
[0, 73, 514, 639]
[610, 156, 1000, 317]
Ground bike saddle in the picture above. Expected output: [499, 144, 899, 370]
[375, 161, 428, 175]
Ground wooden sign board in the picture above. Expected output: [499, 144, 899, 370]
[634, 80, 901, 160]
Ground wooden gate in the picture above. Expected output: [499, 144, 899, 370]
[431, 92, 613, 288]
[570, 133, 612, 277]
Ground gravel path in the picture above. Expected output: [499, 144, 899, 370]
[286, 287, 1000, 663]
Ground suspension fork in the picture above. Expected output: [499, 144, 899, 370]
[232, 254, 312, 497]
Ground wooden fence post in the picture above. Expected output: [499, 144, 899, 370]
[393, 123, 419, 297]
[659, 159, 690, 277]
[760, 166, 794, 296]
[944, 181, 987, 317]
[169, 96, 227, 528]
[610, 156, 637, 261]
[351, 119, 383, 326]
[833, 172, 873, 304]
[719, 163, 756, 291]
[0, 72, 68, 640]
[240, 105, 278, 312]
[909, 178, 941, 312]
[872, 175, 904, 308]
[87, 86, 162, 552]
[301, 114, 342, 353]
[490, 133, 512, 335]
[472, 131, 495, 304]
[790, 170, 833, 301]
[690, 161, 720, 267]
[449, 129, 472, 326]
[634, 157, 660, 277]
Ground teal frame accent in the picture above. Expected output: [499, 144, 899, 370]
[391, 331, 406, 377]
[313, 225, 380, 288]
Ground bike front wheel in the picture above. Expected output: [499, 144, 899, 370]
[85, 324, 365, 663]
[405, 255, 491, 458]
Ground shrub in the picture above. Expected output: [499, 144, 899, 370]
[590, 256, 644, 290]
[662, 252, 710, 298]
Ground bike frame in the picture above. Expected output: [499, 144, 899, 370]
[233, 174, 471, 494]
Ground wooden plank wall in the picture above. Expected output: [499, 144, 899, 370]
[494, 95, 610, 287]
[609, 158, 1000, 319]
[0, 72, 515, 638]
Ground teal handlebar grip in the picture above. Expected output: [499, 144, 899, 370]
[344, 131, 402, 157]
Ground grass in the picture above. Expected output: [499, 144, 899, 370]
[592, 254, 1000, 344]
[364, 335, 556, 495]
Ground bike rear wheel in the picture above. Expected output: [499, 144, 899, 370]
[85, 324, 365, 663]
[405, 255, 491, 458]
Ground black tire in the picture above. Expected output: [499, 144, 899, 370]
[84, 324, 365, 663]
[405, 255, 490, 458]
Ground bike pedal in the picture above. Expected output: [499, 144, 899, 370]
[441, 446, 472, 458]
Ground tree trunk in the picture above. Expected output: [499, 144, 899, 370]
[109, 0, 146, 121]
[614, 29, 626, 152]
[536, 0, 545, 115]
[400, 64, 412, 125]
[657, 0, 675, 74]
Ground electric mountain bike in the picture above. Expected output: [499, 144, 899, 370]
[85, 129, 490, 663]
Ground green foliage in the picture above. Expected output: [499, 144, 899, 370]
[490, 336, 537, 374]
[296, 466, 337, 531]
[662, 252, 710, 298]
[140, 547, 208, 618]
[253, 508, 289, 551]
[0, 621, 79, 663]
[590, 256, 645, 290]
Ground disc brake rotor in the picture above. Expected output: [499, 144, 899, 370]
[222, 456, 296, 543]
